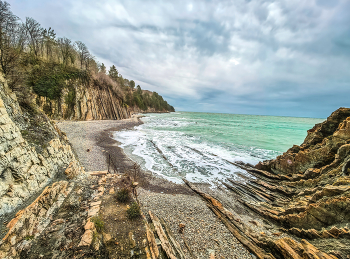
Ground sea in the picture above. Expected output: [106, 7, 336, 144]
[113, 112, 324, 184]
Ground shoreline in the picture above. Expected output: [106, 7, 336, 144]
[56, 117, 254, 258]
[2, 109, 349, 258]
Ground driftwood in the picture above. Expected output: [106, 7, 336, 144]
[149, 211, 177, 259]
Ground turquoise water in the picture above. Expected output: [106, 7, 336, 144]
[114, 112, 323, 183]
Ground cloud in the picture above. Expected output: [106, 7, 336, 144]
[7, 0, 350, 117]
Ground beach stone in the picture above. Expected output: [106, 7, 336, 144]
[84, 218, 95, 230]
[179, 223, 186, 233]
[88, 207, 100, 217]
[78, 229, 93, 247]
[91, 201, 102, 207]
[129, 232, 136, 248]
[103, 233, 112, 242]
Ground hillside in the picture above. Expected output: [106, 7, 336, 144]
[0, 1, 174, 121]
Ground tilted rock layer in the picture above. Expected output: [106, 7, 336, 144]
[188, 108, 350, 258]
[0, 74, 83, 216]
[35, 83, 130, 120]
[238, 108, 350, 257]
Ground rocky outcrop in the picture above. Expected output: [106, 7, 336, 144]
[35, 83, 131, 120]
[0, 181, 74, 258]
[184, 108, 350, 258]
[256, 108, 350, 176]
[0, 74, 84, 216]
[0, 173, 105, 259]
[213, 108, 350, 258]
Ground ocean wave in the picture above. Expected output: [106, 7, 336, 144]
[114, 112, 321, 184]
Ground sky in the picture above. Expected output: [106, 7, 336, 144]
[7, 0, 350, 118]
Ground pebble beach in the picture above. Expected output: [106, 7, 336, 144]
[56, 117, 254, 258]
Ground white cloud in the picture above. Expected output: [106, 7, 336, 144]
[7, 0, 350, 117]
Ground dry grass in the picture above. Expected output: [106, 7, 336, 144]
[92, 72, 124, 99]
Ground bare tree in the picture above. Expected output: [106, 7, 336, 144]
[57, 37, 75, 66]
[23, 17, 43, 57]
[42, 27, 56, 60]
[0, 1, 21, 77]
[75, 41, 89, 69]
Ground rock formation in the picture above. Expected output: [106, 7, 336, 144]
[35, 82, 131, 120]
[185, 108, 350, 258]
[0, 73, 84, 216]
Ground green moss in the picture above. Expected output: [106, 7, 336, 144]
[65, 87, 76, 106]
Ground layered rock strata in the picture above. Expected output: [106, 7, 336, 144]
[35, 84, 130, 120]
[185, 108, 350, 258]
[0, 74, 83, 216]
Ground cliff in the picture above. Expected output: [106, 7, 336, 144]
[0, 73, 84, 216]
[21, 71, 174, 121]
[35, 82, 130, 121]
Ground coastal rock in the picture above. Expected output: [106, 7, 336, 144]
[185, 108, 350, 258]
[256, 108, 350, 175]
[65, 160, 85, 179]
[0, 181, 74, 258]
[0, 74, 83, 216]
[35, 83, 130, 120]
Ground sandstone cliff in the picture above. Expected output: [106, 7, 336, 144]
[0, 73, 84, 216]
[34, 81, 130, 121]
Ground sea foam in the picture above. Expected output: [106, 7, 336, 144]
[113, 112, 323, 184]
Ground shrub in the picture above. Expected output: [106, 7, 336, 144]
[28, 62, 89, 100]
[115, 188, 130, 203]
[127, 202, 141, 219]
[91, 216, 104, 233]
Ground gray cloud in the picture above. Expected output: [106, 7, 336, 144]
[8, 0, 350, 118]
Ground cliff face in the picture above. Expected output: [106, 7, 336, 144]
[0, 74, 83, 216]
[35, 82, 131, 121]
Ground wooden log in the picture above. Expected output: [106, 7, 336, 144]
[159, 218, 186, 259]
[149, 211, 177, 259]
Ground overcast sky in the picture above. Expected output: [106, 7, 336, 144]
[8, 0, 350, 118]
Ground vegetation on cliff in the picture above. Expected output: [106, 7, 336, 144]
[0, 1, 174, 118]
